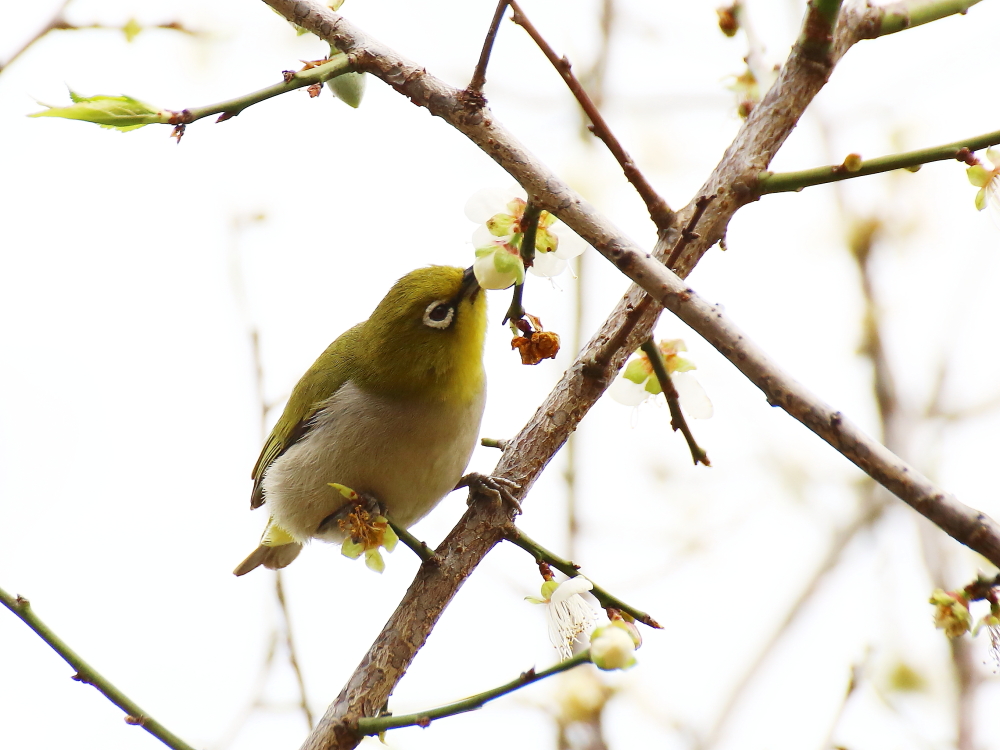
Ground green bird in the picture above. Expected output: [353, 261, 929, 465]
[234, 265, 487, 575]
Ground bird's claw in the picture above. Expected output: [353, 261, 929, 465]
[457, 472, 522, 515]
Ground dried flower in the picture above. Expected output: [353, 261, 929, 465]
[929, 588, 972, 638]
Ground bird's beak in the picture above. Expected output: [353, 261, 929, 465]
[459, 265, 481, 301]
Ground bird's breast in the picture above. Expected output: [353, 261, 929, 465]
[261, 380, 486, 542]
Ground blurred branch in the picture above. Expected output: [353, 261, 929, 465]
[578, 0, 616, 111]
[356, 651, 591, 734]
[0, 587, 197, 750]
[0, 0, 73, 74]
[505, 527, 662, 629]
[760, 128, 1000, 194]
[275, 573, 314, 730]
[229, 213, 314, 734]
[640, 339, 710, 466]
[0, 1, 200, 75]
[508, 0, 674, 232]
[702, 499, 887, 748]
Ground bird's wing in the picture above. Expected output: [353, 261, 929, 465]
[250, 324, 363, 509]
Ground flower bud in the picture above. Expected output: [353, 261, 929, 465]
[589, 623, 637, 671]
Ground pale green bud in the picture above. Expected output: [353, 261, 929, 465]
[589, 623, 637, 671]
[327, 72, 367, 108]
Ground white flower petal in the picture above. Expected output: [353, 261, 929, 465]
[545, 578, 597, 660]
[672, 371, 713, 419]
[473, 247, 522, 290]
[472, 223, 499, 247]
[550, 576, 593, 603]
[465, 186, 524, 223]
[608, 375, 651, 406]
[529, 252, 567, 277]
[553, 226, 588, 259]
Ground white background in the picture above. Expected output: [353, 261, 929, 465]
[2, 1, 999, 749]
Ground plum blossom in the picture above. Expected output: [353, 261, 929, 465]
[967, 148, 1000, 214]
[527, 576, 598, 660]
[466, 186, 587, 289]
[608, 339, 713, 419]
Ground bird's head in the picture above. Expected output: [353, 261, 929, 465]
[357, 266, 487, 401]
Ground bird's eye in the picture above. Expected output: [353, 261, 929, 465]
[422, 300, 455, 329]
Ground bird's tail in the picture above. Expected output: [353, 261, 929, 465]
[233, 543, 303, 576]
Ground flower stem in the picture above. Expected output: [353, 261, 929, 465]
[759, 128, 1000, 194]
[0, 586, 197, 750]
[355, 651, 591, 735]
[387, 519, 438, 564]
[640, 339, 710, 466]
[505, 527, 662, 629]
[503, 201, 541, 324]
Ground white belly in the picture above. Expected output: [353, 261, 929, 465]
[261, 380, 485, 543]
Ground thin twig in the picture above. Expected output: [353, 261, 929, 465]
[467, 0, 510, 93]
[355, 651, 591, 734]
[503, 201, 541, 323]
[507, 0, 673, 232]
[505, 527, 662, 629]
[665, 194, 715, 271]
[640, 339, 710, 466]
[759, 127, 1000, 194]
[0, 587, 197, 750]
[481, 437, 509, 450]
[387, 520, 438, 564]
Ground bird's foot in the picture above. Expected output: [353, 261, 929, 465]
[457, 472, 522, 515]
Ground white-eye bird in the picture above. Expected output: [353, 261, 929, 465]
[234, 265, 487, 576]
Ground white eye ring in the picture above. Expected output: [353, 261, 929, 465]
[423, 300, 455, 329]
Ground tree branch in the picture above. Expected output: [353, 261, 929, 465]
[760, 128, 1000, 194]
[505, 526, 662, 629]
[254, 3, 1000, 749]
[355, 651, 591, 735]
[0, 587, 197, 750]
[507, 0, 673, 232]
[640, 339, 710, 466]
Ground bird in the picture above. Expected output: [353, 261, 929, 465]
[234, 265, 487, 576]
